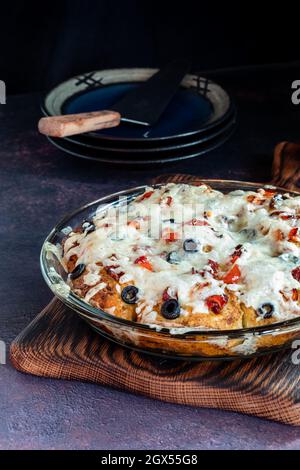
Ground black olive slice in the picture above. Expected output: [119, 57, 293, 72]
[257, 303, 274, 319]
[161, 299, 180, 319]
[82, 220, 96, 235]
[183, 239, 198, 252]
[121, 285, 139, 304]
[166, 251, 181, 264]
[70, 263, 86, 280]
[269, 194, 283, 210]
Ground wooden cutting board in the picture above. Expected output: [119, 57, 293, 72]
[10, 142, 300, 425]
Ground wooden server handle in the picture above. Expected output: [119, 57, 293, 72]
[38, 110, 121, 138]
[271, 141, 300, 190]
[152, 141, 300, 192]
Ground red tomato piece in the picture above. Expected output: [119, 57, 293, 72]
[208, 259, 219, 274]
[263, 189, 276, 198]
[134, 255, 153, 271]
[280, 214, 295, 220]
[162, 228, 180, 243]
[162, 287, 177, 301]
[222, 264, 241, 284]
[292, 267, 300, 282]
[247, 195, 264, 205]
[206, 294, 228, 314]
[292, 288, 299, 301]
[288, 227, 298, 241]
[139, 190, 154, 201]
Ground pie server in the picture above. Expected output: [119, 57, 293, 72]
[38, 60, 190, 138]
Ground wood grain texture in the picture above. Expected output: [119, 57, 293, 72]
[271, 142, 300, 190]
[38, 110, 121, 138]
[10, 143, 300, 426]
[152, 141, 300, 190]
[10, 298, 300, 425]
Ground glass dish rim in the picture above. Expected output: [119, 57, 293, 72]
[40, 179, 300, 339]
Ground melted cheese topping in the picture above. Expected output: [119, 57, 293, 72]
[62, 183, 300, 325]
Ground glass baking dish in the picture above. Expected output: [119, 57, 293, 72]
[40, 180, 300, 360]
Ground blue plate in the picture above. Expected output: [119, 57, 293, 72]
[65, 110, 236, 154]
[63, 83, 213, 140]
[47, 119, 236, 166]
[42, 68, 233, 144]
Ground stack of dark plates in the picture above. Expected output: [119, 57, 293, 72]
[43, 68, 236, 165]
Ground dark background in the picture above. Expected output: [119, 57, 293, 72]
[1, 0, 299, 94]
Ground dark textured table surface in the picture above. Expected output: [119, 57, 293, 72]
[1, 63, 300, 450]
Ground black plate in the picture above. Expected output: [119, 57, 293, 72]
[65, 110, 236, 154]
[42, 68, 233, 145]
[47, 119, 236, 166]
